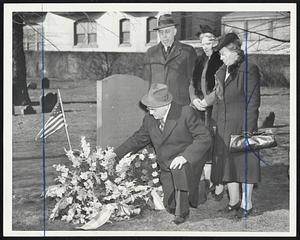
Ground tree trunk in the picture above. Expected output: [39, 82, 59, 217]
[13, 13, 31, 106]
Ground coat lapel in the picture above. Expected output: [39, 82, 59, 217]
[215, 64, 226, 86]
[161, 102, 181, 143]
[148, 118, 163, 146]
[224, 72, 234, 87]
[165, 41, 182, 64]
[152, 42, 167, 65]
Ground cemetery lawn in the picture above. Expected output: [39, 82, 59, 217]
[11, 84, 290, 233]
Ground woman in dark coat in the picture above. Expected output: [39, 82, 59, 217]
[190, 32, 224, 201]
[199, 32, 261, 218]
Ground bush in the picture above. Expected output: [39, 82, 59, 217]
[25, 51, 290, 88]
[248, 54, 290, 87]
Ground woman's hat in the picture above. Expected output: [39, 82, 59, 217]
[141, 83, 173, 108]
[214, 32, 240, 51]
[153, 14, 178, 30]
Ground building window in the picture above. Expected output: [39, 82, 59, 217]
[146, 17, 157, 43]
[120, 19, 130, 44]
[23, 24, 42, 51]
[75, 19, 97, 47]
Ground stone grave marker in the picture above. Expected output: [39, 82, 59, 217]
[27, 81, 37, 89]
[21, 105, 36, 115]
[40, 92, 58, 113]
[97, 74, 149, 147]
[42, 77, 50, 89]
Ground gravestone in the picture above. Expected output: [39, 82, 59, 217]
[40, 92, 58, 113]
[261, 111, 275, 128]
[27, 81, 37, 89]
[97, 74, 148, 147]
[42, 77, 50, 89]
[21, 105, 36, 115]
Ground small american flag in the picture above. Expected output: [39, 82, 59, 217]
[35, 101, 65, 140]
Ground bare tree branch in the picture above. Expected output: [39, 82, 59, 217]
[222, 23, 290, 43]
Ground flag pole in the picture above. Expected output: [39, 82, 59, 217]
[57, 89, 72, 151]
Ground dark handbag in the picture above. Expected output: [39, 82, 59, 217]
[229, 130, 277, 153]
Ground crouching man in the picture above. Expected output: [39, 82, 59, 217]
[105, 83, 211, 224]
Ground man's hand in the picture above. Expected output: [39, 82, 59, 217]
[104, 151, 117, 162]
[192, 98, 207, 111]
[170, 156, 187, 169]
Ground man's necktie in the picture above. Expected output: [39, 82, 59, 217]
[159, 119, 165, 132]
[163, 46, 171, 59]
[167, 46, 171, 55]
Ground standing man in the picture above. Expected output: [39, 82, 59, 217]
[105, 83, 211, 224]
[143, 14, 197, 106]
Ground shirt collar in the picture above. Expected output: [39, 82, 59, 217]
[161, 41, 174, 52]
[162, 104, 171, 122]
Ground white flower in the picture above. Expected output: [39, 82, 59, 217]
[134, 161, 141, 168]
[100, 172, 108, 181]
[114, 177, 122, 184]
[89, 161, 97, 171]
[120, 173, 126, 180]
[142, 169, 148, 175]
[139, 154, 145, 160]
[71, 177, 78, 186]
[151, 162, 158, 169]
[80, 217, 85, 224]
[66, 197, 73, 204]
[96, 147, 104, 159]
[152, 171, 158, 177]
[72, 157, 81, 168]
[81, 136, 91, 158]
[148, 153, 156, 159]
[84, 179, 93, 189]
[86, 157, 92, 166]
[115, 164, 122, 173]
[80, 172, 89, 180]
[153, 178, 159, 184]
[76, 189, 87, 201]
[142, 149, 148, 155]
[57, 176, 66, 184]
[134, 185, 149, 192]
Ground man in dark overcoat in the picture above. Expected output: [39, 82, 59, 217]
[143, 14, 197, 106]
[105, 83, 211, 224]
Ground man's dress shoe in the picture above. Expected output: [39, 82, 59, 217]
[173, 211, 189, 225]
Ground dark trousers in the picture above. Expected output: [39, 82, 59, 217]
[160, 163, 199, 216]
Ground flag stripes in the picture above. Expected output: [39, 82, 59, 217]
[36, 100, 65, 140]
[43, 122, 65, 138]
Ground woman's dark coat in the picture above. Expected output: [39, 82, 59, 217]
[192, 51, 223, 99]
[211, 60, 261, 184]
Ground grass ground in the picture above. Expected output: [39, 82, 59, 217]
[11, 84, 290, 233]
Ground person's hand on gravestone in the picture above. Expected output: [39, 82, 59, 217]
[104, 151, 117, 162]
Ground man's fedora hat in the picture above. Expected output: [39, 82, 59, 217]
[214, 32, 240, 51]
[153, 14, 178, 30]
[141, 83, 173, 108]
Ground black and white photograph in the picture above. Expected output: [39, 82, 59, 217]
[3, 2, 297, 237]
